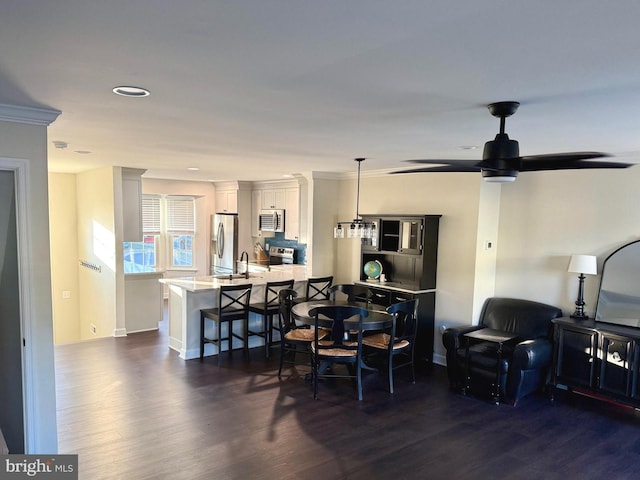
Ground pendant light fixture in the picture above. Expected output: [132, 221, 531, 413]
[333, 158, 375, 239]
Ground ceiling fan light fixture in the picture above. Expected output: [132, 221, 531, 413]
[483, 176, 516, 183]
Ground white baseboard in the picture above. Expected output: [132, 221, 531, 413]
[433, 353, 446, 367]
[112, 328, 127, 337]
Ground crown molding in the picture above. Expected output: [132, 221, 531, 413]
[312, 167, 397, 180]
[0, 103, 61, 126]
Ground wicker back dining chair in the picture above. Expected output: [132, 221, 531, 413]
[363, 299, 419, 393]
[309, 305, 369, 401]
[276, 288, 328, 377]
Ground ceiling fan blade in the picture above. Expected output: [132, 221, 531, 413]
[520, 151, 610, 162]
[406, 158, 483, 167]
[521, 160, 634, 172]
[519, 152, 632, 171]
[404, 158, 503, 171]
[391, 165, 482, 174]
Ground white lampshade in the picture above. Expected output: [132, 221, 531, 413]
[567, 254, 597, 275]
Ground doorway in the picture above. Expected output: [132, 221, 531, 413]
[0, 169, 25, 453]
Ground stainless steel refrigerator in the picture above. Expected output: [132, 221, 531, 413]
[210, 213, 238, 275]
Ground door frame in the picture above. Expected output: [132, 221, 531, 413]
[0, 157, 37, 452]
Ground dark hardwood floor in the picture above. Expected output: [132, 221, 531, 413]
[56, 314, 640, 480]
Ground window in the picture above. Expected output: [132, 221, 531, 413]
[166, 197, 195, 268]
[123, 195, 196, 272]
[123, 196, 160, 273]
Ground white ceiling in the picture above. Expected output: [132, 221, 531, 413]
[2, 0, 640, 182]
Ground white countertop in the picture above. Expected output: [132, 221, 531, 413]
[161, 265, 307, 292]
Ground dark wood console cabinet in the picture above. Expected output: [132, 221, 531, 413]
[551, 317, 640, 406]
[357, 214, 440, 367]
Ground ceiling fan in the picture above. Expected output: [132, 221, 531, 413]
[391, 101, 633, 182]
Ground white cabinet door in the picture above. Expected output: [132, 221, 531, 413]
[261, 189, 286, 209]
[216, 190, 238, 213]
[251, 190, 261, 237]
[284, 187, 300, 240]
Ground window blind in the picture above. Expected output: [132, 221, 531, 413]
[142, 195, 161, 233]
[167, 197, 195, 232]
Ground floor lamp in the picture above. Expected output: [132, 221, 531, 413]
[568, 254, 597, 319]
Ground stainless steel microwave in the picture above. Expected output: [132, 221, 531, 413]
[258, 209, 285, 232]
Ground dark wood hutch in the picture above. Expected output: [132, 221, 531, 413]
[355, 214, 440, 367]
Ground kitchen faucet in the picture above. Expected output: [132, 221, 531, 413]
[240, 251, 249, 279]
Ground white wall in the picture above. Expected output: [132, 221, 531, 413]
[471, 181, 501, 320]
[308, 174, 341, 277]
[76, 167, 118, 340]
[495, 166, 640, 316]
[48, 173, 80, 343]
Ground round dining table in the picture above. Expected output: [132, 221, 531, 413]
[291, 299, 392, 330]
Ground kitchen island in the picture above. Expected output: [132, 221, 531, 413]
[161, 265, 308, 360]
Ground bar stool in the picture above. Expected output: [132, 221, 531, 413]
[200, 283, 252, 366]
[247, 279, 295, 358]
[295, 276, 333, 304]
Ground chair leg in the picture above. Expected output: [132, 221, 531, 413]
[217, 319, 223, 367]
[357, 361, 363, 401]
[278, 340, 285, 378]
[243, 317, 250, 360]
[410, 360, 416, 384]
[266, 314, 273, 359]
[388, 357, 394, 394]
[313, 356, 319, 400]
[264, 314, 270, 359]
[200, 314, 205, 361]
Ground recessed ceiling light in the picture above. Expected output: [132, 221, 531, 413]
[282, 174, 293, 178]
[53, 140, 68, 149]
[459, 145, 478, 150]
[74, 150, 92, 155]
[112, 86, 150, 97]
[187, 167, 200, 171]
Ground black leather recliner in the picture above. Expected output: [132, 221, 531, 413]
[442, 297, 563, 405]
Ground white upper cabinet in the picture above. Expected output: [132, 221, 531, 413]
[251, 190, 272, 238]
[215, 189, 238, 213]
[260, 189, 286, 209]
[284, 187, 300, 241]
